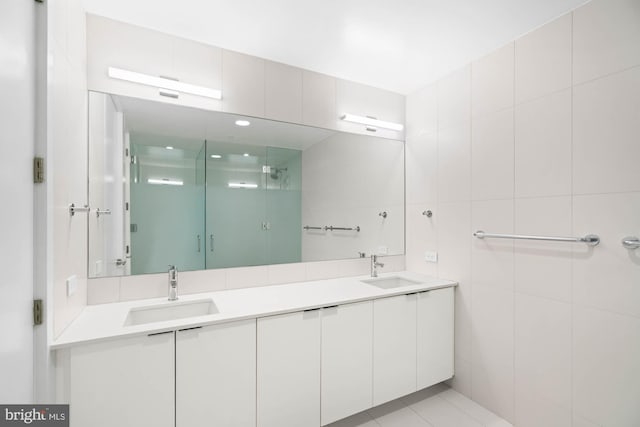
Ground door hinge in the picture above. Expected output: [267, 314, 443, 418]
[34, 157, 45, 183]
[33, 299, 43, 326]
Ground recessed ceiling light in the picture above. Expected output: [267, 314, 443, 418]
[165, 146, 174, 150]
[210, 154, 222, 159]
[243, 153, 250, 157]
[235, 120, 251, 127]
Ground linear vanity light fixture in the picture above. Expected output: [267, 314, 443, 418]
[148, 178, 184, 186]
[228, 182, 258, 189]
[108, 67, 222, 100]
[340, 113, 404, 132]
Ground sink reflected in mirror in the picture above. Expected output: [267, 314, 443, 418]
[124, 298, 218, 326]
[361, 276, 422, 289]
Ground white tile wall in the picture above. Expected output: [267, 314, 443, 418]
[472, 44, 514, 118]
[471, 199, 514, 292]
[406, 132, 438, 205]
[515, 13, 572, 104]
[471, 108, 514, 201]
[573, 0, 640, 85]
[514, 89, 572, 198]
[406, 83, 437, 138]
[573, 306, 640, 426]
[405, 0, 640, 424]
[437, 66, 470, 130]
[470, 285, 514, 422]
[572, 192, 640, 317]
[437, 123, 471, 203]
[405, 204, 438, 277]
[514, 294, 572, 427]
[572, 66, 640, 195]
[514, 196, 572, 302]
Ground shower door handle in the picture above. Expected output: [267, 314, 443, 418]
[209, 234, 214, 252]
[197, 235, 201, 253]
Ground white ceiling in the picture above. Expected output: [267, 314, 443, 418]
[83, 0, 589, 94]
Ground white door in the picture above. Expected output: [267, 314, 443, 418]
[0, 0, 36, 403]
[373, 294, 417, 406]
[257, 310, 321, 427]
[321, 302, 373, 425]
[69, 332, 175, 427]
[176, 320, 256, 427]
[417, 287, 455, 389]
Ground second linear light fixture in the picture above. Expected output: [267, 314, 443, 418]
[108, 67, 222, 100]
[340, 113, 404, 132]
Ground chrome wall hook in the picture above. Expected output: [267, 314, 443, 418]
[422, 210, 433, 218]
[622, 236, 640, 250]
[379, 211, 387, 218]
[69, 203, 90, 216]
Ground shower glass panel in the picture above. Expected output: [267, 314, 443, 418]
[205, 141, 268, 268]
[129, 135, 206, 274]
[265, 146, 302, 265]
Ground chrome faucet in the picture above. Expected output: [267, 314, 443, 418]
[168, 265, 178, 301]
[371, 255, 384, 277]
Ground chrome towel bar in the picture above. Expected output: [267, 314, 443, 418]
[473, 230, 600, 246]
[303, 225, 361, 232]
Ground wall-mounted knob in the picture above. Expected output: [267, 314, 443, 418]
[379, 211, 387, 218]
[422, 210, 433, 218]
[622, 236, 640, 250]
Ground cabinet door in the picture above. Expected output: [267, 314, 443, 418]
[321, 301, 373, 426]
[171, 38, 222, 112]
[176, 320, 256, 427]
[222, 50, 265, 117]
[265, 61, 303, 123]
[87, 15, 173, 99]
[302, 70, 336, 130]
[69, 332, 174, 427]
[373, 294, 417, 406]
[417, 287, 455, 389]
[257, 310, 321, 427]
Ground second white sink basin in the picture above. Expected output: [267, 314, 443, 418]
[124, 298, 218, 326]
[361, 276, 422, 289]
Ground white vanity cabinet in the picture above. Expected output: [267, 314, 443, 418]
[373, 293, 418, 406]
[176, 320, 256, 427]
[57, 280, 454, 427]
[257, 310, 321, 427]
[417, 287, 455, 389]
[68, 332, 175, 427]
[321, 301, 374, 426]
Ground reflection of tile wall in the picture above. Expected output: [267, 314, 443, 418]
[405, 0, 640, 425]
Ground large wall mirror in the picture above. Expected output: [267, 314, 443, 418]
[88, 91, 405, 278]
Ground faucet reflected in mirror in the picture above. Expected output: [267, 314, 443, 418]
[371, 255, 384, 277]
[168, 265, 178, 301]
[88, 91, 405, 279]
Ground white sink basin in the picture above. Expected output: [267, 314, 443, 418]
[124, 298, 218, 326]
[361, 276, 422, 289]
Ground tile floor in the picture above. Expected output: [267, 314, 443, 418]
[327, 384, 512, 427]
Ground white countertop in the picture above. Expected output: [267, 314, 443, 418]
[51, 271, 457, 349]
